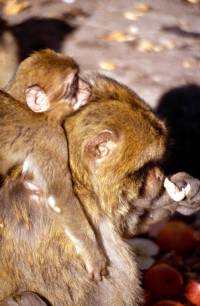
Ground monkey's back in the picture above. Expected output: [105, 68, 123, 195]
[0, 90, 68, 185]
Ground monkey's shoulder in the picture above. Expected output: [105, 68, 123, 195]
[0, 90, 28, 115]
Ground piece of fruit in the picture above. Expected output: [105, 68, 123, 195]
[144, 263, 183, 300]
[157, 221, 198, 254]
[153, 301, 184, 306]
[144, 289, 154, 306]
[185, 280, 200, 306]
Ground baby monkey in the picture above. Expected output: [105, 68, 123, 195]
[1, 49, 107, 280]
[7, 49, 89, 120]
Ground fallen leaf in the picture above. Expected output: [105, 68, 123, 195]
[135, 3, 152, 13]
[103, 31, 136, 42]
[186, 0, 200, 3]
[124, 3, 151, 20]
[3, 0, 30, 16]
[182, 58, 195, 68]
[124, 11, 143, 20]
[99, 61, 116, 71]
[128, 25, 139, 35]
[161, 39, 176, 49]
[137, 39, 163, 52]
[62, 0, 75, 3]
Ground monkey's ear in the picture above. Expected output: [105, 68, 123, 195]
[85, 129, 118, 164]
[25, 85, 50, 113]
[73, 79, 91, 110]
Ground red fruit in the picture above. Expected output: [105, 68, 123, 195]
[185, 280, 200, 306]
[144, 289, 154, 306]
[144, 263, 183, 300]
[157, 221, 198, 254]
[153, 301, 184, 306]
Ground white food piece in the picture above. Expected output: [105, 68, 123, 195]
[164, 177, 191, 202]
[127, 238, 159, 256]
[127, 238, 159, 270]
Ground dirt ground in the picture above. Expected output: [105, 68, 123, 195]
[1, 0, 200, 108]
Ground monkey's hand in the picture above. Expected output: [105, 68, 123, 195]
[0, 292, 48, 306]
[80, 242, 108, 281]
[169, 172, 200, 215]
[134, 172, 200, 234]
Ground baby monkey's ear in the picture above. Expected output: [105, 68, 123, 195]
[73, 79, 91, 111]
[25, 85, 50, 113]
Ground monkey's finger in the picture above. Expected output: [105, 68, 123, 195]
[101, 266, 109, 277]
[92, 270, 102, 282]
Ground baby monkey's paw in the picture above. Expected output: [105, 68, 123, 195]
[86, 250, 108, 281]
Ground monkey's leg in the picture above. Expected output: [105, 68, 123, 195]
[29, 154, 108, 281]
[52, 189, 108, 281]
[0, 292, 48, 306]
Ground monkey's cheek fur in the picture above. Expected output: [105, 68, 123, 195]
[164, 178, 191, 202]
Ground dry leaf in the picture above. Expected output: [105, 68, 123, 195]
[3, 0, 30, 16]
[137, 39, 163, 52]
[124, 10, 143, 20]
[161, 39, 176, 49]
[128, 25, 139, 35]
[103, 31, 136, 42]
[135, 3, 152, 13]
[182, 59, 194, 68]
[124, 3, 151, 20]
[99, 61, 116, 71]
[153, 45, 164, 52]
[186, 0, 200, 3]
[62, 0, 75, 3]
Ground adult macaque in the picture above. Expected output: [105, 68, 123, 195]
[0, 74, 200, 305]
[64, 75, 200, 238]
[0, 50, 107, 280]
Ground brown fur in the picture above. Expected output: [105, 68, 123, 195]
[1, 74, 200, 305]
[0, 53, 107, 279]
[7, 49, 78, 108]
[0, 292, 47, 305]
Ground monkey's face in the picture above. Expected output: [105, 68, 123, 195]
[65, 89, 168, 230]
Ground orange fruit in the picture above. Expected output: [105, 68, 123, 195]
[157, 221, 198, 254]
[144, 263, 183, 300]
[153, 301, 184, 306]
[185, 280, 200, 306]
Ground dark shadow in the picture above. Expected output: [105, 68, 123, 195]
[0, 18, 8, 36]
[162, 25, 200, 39]
[156, 84, 200, 179]
[10, 17, 76, 61]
